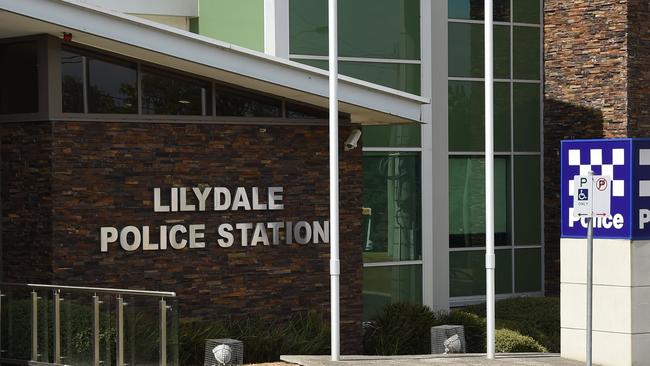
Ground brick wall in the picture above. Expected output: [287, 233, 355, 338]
[2, 120, 363, 352]
[544, 0, 650, 295]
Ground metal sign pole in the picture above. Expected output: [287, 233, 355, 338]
[586, 171, 594, 366]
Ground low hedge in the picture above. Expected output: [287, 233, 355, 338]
[495, 329, 548, 353]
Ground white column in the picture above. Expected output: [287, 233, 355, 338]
[263, 0, 289, 58]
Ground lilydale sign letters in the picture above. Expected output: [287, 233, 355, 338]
[100, 186, 329, 252]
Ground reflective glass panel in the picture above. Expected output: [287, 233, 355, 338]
[214, 84, 282, 117]
[448, 81, 510, 152]
[363, 264, 422, 320]
[513, 83, 541, 152]
[61, 49, 84, 113]
[363, 125, 421, 148]
[362, 152, 421, 262]
[513, 26, 540, 80]
[515, 248, 542, 292]
[513, 0, 540, 24]
[0, 42, 38, 114]
[142, 67, 211, 116]
[448, 23, 510, 79]
[87, 56, 137, 114]
[290, 0, 420, 59]
[449, 156, 510, 248]
[514, 155, 541, 246]
[285, 102, 328, 119]
[450, 249, 512, 297]
[448, 0, 510, 21]
[295, 59, 421, 95]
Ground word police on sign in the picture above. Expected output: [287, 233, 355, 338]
[573, 175, 612, 218]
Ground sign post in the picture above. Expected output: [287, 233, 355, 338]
[573, 172, 611, 366]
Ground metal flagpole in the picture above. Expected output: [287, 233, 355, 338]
[484, 0, 496, 360]
[328, 0, 341, 361]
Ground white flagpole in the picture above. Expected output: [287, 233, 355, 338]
[485, 0, 496, 360]
[328, 0, 340, 361]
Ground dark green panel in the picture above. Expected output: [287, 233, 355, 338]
[515, 248, 542, 292]
[290, 0, 420, 59]
[513, 83, 540, 152]
[296, 59, 420, 95]
[448, 0, 510, 21]
[363, 265, 422, 320]
[363, 152, 421, 262]
[513, 0, 540, 24]
[513, 26, 540, 80]
[448, 81, 510, 152]
[448, 23, 510, 79]
[514, 156, 541, 246]
[449, 249, 512, 297]
[449, 157, 510, 248]
[363, 125, 421, 148]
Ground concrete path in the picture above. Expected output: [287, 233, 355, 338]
[281, 354, 592, 366]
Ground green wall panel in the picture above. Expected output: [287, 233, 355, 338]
[196, 0, 264, 51]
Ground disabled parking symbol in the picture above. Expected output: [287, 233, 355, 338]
[578, 189, 589, 201]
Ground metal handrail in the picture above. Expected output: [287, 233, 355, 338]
[25, 283, 176, 297]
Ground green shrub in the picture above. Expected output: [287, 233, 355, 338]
[463, 297, 559, 352]
[179, 311, 329, 365]
[495, 329, 548, 353]
[436, 310, 486, 353]
[363, 302, 438, 355]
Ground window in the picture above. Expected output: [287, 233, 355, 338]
[87, 56, 137, 114]
[214, 84, 282, 117]
[0, 42, 38, 114]
[142, 67, 211, 116]
[61, 50, 84, 113]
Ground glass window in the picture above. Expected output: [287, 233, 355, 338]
[448, 0, 510, 21]
[449, 249, 512, 297]
[214, 84, 282, 117]
[87, 56, 137, 114]
[513, 0, 540, 24]
[295, 59, 421, 95]
[448, 81, 510, 152]
[513, 83, 540, 152]
[514, 248, 542, 292]
[362, 152, 421, 262]
[0, 42, 38, 114]
[448, 23, 510, 79]
[61, 50, 84, 113]
[285, 102, 328, 119]
[290, 0, 420, 59]
[363, 125, 421, 148]
[141, 67, 211, 116]
[449, 156, 510, 248]
[513, 26, 540, 80]
[363, 265, 422, 320]
[513, 155, 541, 246]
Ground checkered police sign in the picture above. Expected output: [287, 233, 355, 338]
[561, 138, 650, 239]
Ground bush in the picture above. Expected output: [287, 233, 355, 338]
[495, 329, 548, 353]
[463, 297, 559, 352]
[179, 311, 329, 365]
[436, 310, 486, 353]
[362, 302, 438, 355]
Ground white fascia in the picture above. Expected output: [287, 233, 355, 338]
[75, 0, 198, 17]
[0, 0, 428, 124]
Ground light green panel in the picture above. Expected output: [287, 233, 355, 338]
[448, 81, 510, 152]
[450, 249, 512, 297]
[363, 265, 422, 320]
[362, 152, 421, 263]
[295, 59, 421, 95]
[513, 155, 541, 246]
[448, 156, 510, 248]
[363, 125, 421, 148]
[290, 0, 420, 59]
[195, 0, 264, 51]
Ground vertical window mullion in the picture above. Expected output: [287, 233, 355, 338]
[509, 0, 515, 295]
[82, 55, 88, 114]
[137, 63, 142, 115]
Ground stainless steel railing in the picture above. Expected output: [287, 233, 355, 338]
[0, 283, 178, 366]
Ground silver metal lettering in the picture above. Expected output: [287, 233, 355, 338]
[294, 221, 312, 245]
[232, 187, 252, 211]
[142, 226, 159, 251]
[153, 188, 170, 212]
[217, 224, 234, 247]
[120, 226, 141, 251]
[313, 221, 329, 244]
[193, 187, 211, 211]
[251, 223, 270, 246]
[268, 187, 284, 210]
[214, 187, 231, 211]
[252, 187, 268, 210]
[235, 223, 254, 246]
[180, 187, 196, 212]
[267, 222, 285, 245]
[100, 227, 118, 252]
[189, 224, 205, 248]
[169, 225, 187, 249]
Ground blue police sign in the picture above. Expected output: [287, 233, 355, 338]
[561, 138, 650, 239]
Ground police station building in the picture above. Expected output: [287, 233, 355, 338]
[0, 0, 647, 358]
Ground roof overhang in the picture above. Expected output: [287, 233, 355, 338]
[0, 0, 429, 125]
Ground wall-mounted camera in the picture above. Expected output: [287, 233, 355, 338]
[344, 129, 362, 151]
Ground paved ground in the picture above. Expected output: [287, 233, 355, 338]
[281, 354, 592, 366]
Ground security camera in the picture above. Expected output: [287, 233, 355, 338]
[344, 129, 362, 151]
